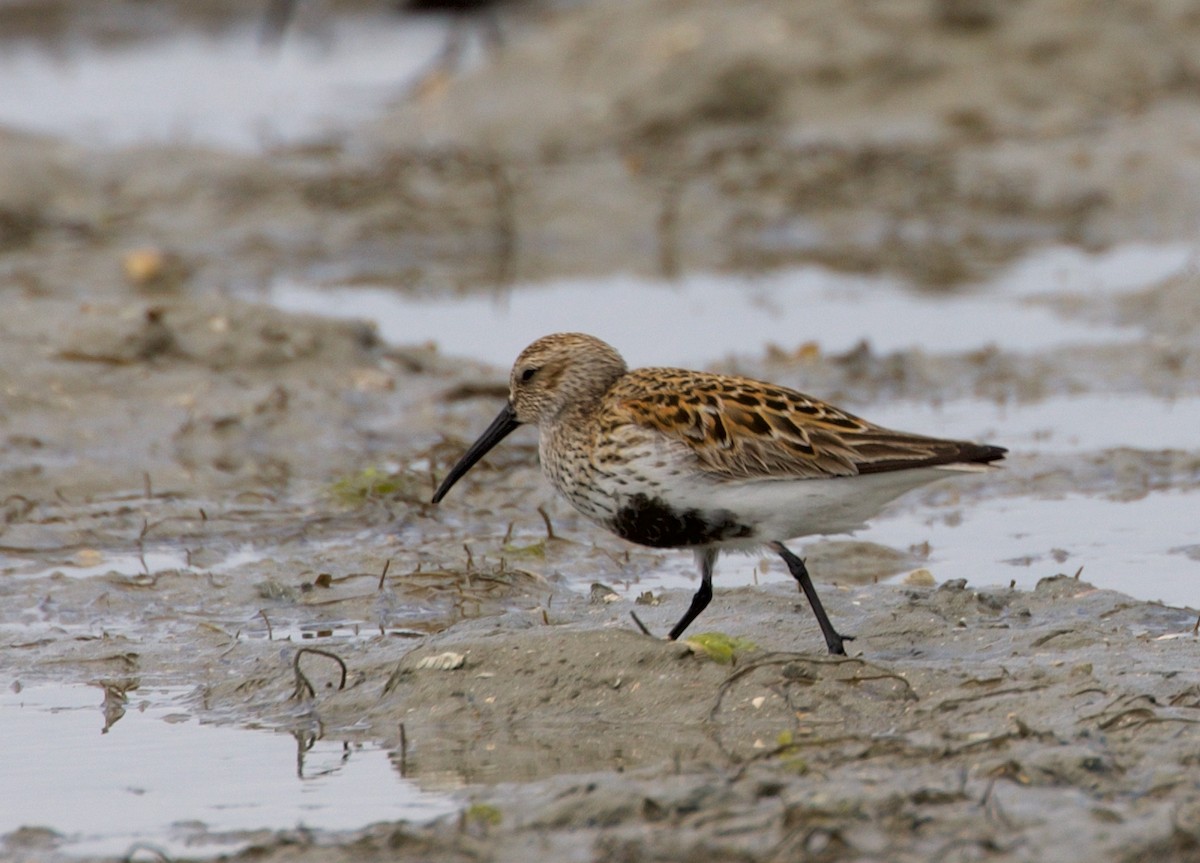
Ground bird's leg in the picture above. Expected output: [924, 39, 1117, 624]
[667, 548, 718, 641]
[769, 541, 854, 655]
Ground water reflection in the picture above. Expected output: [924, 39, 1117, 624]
[0, 684, 457, 857]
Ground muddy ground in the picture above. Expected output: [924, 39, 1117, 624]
[3, 0, 1200, 861]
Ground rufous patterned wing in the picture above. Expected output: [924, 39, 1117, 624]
[603, 368, 983, 481]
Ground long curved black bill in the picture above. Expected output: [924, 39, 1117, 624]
[431, 402, 521, 503]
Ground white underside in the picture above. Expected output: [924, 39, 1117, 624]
[668, 463, 992, 548]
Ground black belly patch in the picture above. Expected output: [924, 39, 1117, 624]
[609, 493, 753, 548]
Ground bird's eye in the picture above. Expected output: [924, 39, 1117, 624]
[519, 366, 538, 382]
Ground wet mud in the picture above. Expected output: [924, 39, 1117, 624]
[3, 0, 1200, 861]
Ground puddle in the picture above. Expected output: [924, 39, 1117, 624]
[836, 395, 1200, 606]
[240, 620, 431, 642]
[983, 242, 1196, 299]
[6, 545, 268, 582]
[0, 683, 457, 858]
[269, 243, 1195, 368]
[866, 393, 1200, 454]
[864, 490, 1200, 609]
[0, 15, 446, 151]
[6, 549, 191, 581]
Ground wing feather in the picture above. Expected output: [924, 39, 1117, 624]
[602, 368, 1004, 481]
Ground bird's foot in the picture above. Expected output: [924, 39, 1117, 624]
[826, 632, 856, 656]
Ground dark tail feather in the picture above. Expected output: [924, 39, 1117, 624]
[856, 438, 1007, 475]
[956, 442, 1007, 465]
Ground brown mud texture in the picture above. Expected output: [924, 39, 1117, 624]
[4, 1, 1200, 862]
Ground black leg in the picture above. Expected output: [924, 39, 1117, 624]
[667, 548, 717, 641]
[770, 541, 854, 655]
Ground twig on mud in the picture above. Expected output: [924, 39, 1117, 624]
[1030, 629, 1075, 648]
[112, 572, 162, 589]
[300, 592, 379, 608]
[932, 685, 1049, 713]
[1080, 692, 1157, 725]
[1193, 613, 1199, 635]
[1096, 707, 1156, 730]
[232, 490, 278, 504]
[1098, 709, 1200, 731]
[1, 493, 34, 512]
[290, 647, 348, 700]
[124, 842, 173, 863]
[978, 776, 1016, 828]
[536, 505, 557, 540]
[398, 722, 408, 776]
[710, 653, 916, 723]
[377, 558, 392, 591]
[728, 734, 859, 782]
[137, 518, 151, 575]
[766, 824, 850, 863]
[942, 720, 1047, 756]
[588, 544, 629, 569]
[932, 836, 1011, 863]
[258, 609, 274, 640]
[629, 610, 654, 637]
[706, 652, 918, 766]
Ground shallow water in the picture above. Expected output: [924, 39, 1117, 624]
[269, 243, 1195, 368]
[0, 15, 445, 151]
[6, 546, 270, 582]
[8, 549, 191, 581]
[0, 683, 456, 858]
[867, 490, 1200, 608]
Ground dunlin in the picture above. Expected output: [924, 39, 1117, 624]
[432, 333, 1006, 654]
